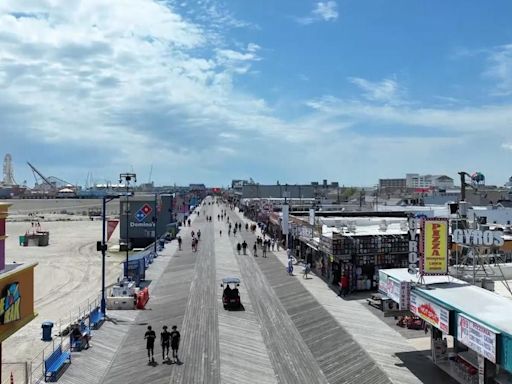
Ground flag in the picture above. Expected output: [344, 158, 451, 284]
[107, 219, 119, 241]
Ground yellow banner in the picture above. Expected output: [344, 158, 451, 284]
[423, 220, 448, 275]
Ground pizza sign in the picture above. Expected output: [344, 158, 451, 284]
[410, 291, 449, 333]
[418, 303, 439, 325]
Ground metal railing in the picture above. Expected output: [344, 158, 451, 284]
[28, 292, 102, 384]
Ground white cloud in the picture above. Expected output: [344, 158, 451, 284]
[485, 44, 512, 96]
[307, 95, 512, 136]
[349, 77, 404, 104]
[296, 1, 338, 25]
[312, 1, 338, 21]
[502, 143, 512, 151]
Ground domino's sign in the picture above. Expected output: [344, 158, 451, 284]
[130, 204, 155, 228]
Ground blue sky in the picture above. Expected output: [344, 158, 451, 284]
[1, 0, 512, 187]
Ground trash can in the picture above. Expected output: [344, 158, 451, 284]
[19, 235, 25, 246]
[41, 321, 53, 341]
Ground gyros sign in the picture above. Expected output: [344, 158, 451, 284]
[452, 229, 504, 247]
[408, 217, 419, 274]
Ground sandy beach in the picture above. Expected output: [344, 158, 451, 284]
[2, 199, 125, 368]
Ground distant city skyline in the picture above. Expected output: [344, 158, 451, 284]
[1, 1, 512, 186]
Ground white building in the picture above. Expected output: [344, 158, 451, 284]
[406, 174, 454, 189]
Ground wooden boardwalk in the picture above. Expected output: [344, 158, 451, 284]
[229, 217, 389, 384]
[57, 201, 457, 384]
[215, 221, 277, 384]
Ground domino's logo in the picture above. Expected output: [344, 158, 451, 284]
[135, 203, 152, 222]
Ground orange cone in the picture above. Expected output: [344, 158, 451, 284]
[10, 372, 14, 384]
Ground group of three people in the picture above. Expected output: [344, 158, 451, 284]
[144, 325, 181, 364]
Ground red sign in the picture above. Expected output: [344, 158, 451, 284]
[418, 303, 439, 325]
[107, 219, 119, 241]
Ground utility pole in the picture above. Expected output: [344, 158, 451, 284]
[119, 172, 136, 278]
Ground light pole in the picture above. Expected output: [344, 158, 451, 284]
[120, 172, 136, 278]
[153, 193, 158, 255]
[99, 194, 122, 316]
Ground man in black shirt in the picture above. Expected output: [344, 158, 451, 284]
[161, 325, 171, 361]
[170, 325, 181, 363]
[144, 325, 156, 363]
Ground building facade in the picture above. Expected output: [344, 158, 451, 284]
[406, 174, 454, 189]
[0, 203, 37, 381]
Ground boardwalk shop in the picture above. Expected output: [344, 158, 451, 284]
[289, 216, 410, 292]
[380, 268, 512, 384]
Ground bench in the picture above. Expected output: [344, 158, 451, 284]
[89, 308, 104, 330]
[44, 345, 71, 382]
[70, 322, 92, 351]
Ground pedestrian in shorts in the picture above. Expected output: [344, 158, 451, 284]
[170, 325, 181, 363]
[161, 326, 171, 361]
[144, 325, 156, 363]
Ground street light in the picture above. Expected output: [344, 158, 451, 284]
[98, 194, 123, 316]
[119, 172, 136, 278]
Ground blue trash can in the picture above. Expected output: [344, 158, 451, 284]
[41, 321, 53, 341]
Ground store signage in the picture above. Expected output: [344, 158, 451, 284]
[452, 229, 504, 247]
[410, 291, 449, 333]
[400, 281, 411, 310]
[457, 314, 497, 363]
[135, 204, 153, 222]
[299, 226, 313, 238]
[379, 271, 400, 303]
[408, 217, 420, 274]
[0, 282, 21, 325]
[421, 219, 449, 275]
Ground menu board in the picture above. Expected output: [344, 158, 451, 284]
[457, 314, 498, 363]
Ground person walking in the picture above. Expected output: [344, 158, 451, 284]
[144, 325, 156, 363]
[177, 236, 182, 251]
[287, 257, 294, 275]
[219, 229, 222, 236]
[303, 263, 311, 279]
[170, 325, 181, 363]
[245, 223, 249, 231]
[262, 243, 267, 258]
[161, 326, 171, 361]
[339, 273, 349, 297]
[242, 241, 247, 255]
[236, 242, 241, 255]
[271, 239, 275, 251]
[253, 242, 258, 257]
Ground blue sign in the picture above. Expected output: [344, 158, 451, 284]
[135, 204, 152, 223]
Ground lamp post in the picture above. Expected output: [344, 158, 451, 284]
[99, 194, 122, 316]
[153, 193, 158, 255]
[119, 172, 136, 278]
